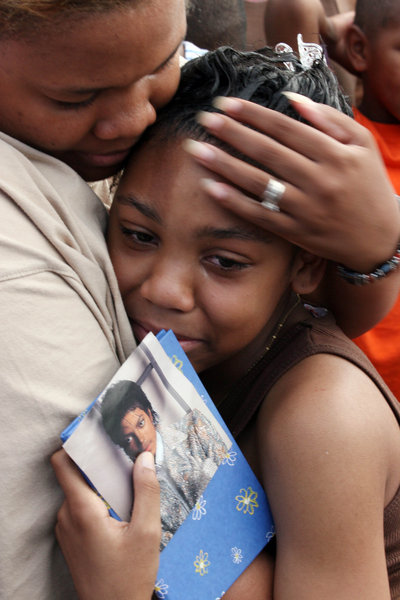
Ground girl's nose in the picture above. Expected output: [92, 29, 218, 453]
[140, 258, 195, 313]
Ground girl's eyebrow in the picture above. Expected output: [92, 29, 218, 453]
[196, 226, 273, 244]
[116, 194, 272, 243]
[115, 194, 162, 224]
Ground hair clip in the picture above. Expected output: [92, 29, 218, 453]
[275, 33, 326, 70]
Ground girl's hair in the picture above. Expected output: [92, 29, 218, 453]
[131, 46, 352, 174]
[0, 0, 141, 38]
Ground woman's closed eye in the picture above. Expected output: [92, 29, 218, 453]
[52, 94, 98, 110]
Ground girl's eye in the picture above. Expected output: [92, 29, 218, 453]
[120, 225, 157, 246]
[207, 255, 249, 271]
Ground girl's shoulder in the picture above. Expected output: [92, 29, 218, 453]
[258, 350, 400, 506]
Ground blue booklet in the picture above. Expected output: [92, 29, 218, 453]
[62, 330, 274, 600]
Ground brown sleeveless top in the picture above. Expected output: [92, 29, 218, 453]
[218, 309, 400, 598]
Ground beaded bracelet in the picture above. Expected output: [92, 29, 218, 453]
[337, 243, 400, 285]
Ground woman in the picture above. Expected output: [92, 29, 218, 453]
[0, 2, 186, 598]
[0, 2, 398, 599]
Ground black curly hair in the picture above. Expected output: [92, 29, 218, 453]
[129, 45, 352, 173]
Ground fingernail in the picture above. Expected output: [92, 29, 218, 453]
[213, 97, 242, 113]
[201, 178, 229, 199]
[138, 451, 155, 471]
[197, 111, 224, 130]
[282, 91, 315, 105]
[183, 139, 216, 161]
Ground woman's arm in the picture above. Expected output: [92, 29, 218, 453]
[313, 261, 400, 338]
[51, 450, 161, 600]
[185, 95, 400, 335]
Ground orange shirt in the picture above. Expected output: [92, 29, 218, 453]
[352, 108, 400, 400]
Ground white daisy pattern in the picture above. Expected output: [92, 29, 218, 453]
[192, 495, 207, 520]
[221, 449, 237, 466]
[266, 524, 276, 542]
[231, 547, 243, 564]
[154, 579, 169, 599]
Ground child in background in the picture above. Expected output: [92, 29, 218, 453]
[53, 47, 400, 600]
[346, 0, 400, 399]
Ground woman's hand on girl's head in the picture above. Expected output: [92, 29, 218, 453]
[186, 95, 399, 274]
[51, 449, 161, 600]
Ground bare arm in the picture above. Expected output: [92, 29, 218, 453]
[51, 450, 161, 600]
[257, 353, 396, 598]
[185, 95, 400, 336]
[265, 0, 325, 48]
[265, 0, 356, 74]
[313, 261, 400, 338]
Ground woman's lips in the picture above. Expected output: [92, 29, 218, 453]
[79, 149, 131, 168]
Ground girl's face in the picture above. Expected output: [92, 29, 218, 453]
[0, 0, 186, 181]
[108, 140, 314, 375]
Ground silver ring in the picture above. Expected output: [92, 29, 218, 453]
[261, 179, 286, 212]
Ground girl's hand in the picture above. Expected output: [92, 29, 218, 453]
[51, 449, 161, 600]
[185, 94, 399, 273]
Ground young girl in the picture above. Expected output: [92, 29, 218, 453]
[53, 47, 400, 599]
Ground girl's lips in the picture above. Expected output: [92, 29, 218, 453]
[131, 320, 203, 351]
[131, 320, 158, 342]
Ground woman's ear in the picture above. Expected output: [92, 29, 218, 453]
[346, 24, 369, 74]
[290, 250, 326, 296]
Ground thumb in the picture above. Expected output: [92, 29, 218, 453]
[128, 452, 161, 553]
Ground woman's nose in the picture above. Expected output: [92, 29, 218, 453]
[93, 81, 157, 141]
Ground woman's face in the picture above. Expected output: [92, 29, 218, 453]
[121, 407, 157, 461]
[0, 0, 186, 181]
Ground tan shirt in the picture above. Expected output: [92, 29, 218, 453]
[0, 132, 135, 599]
